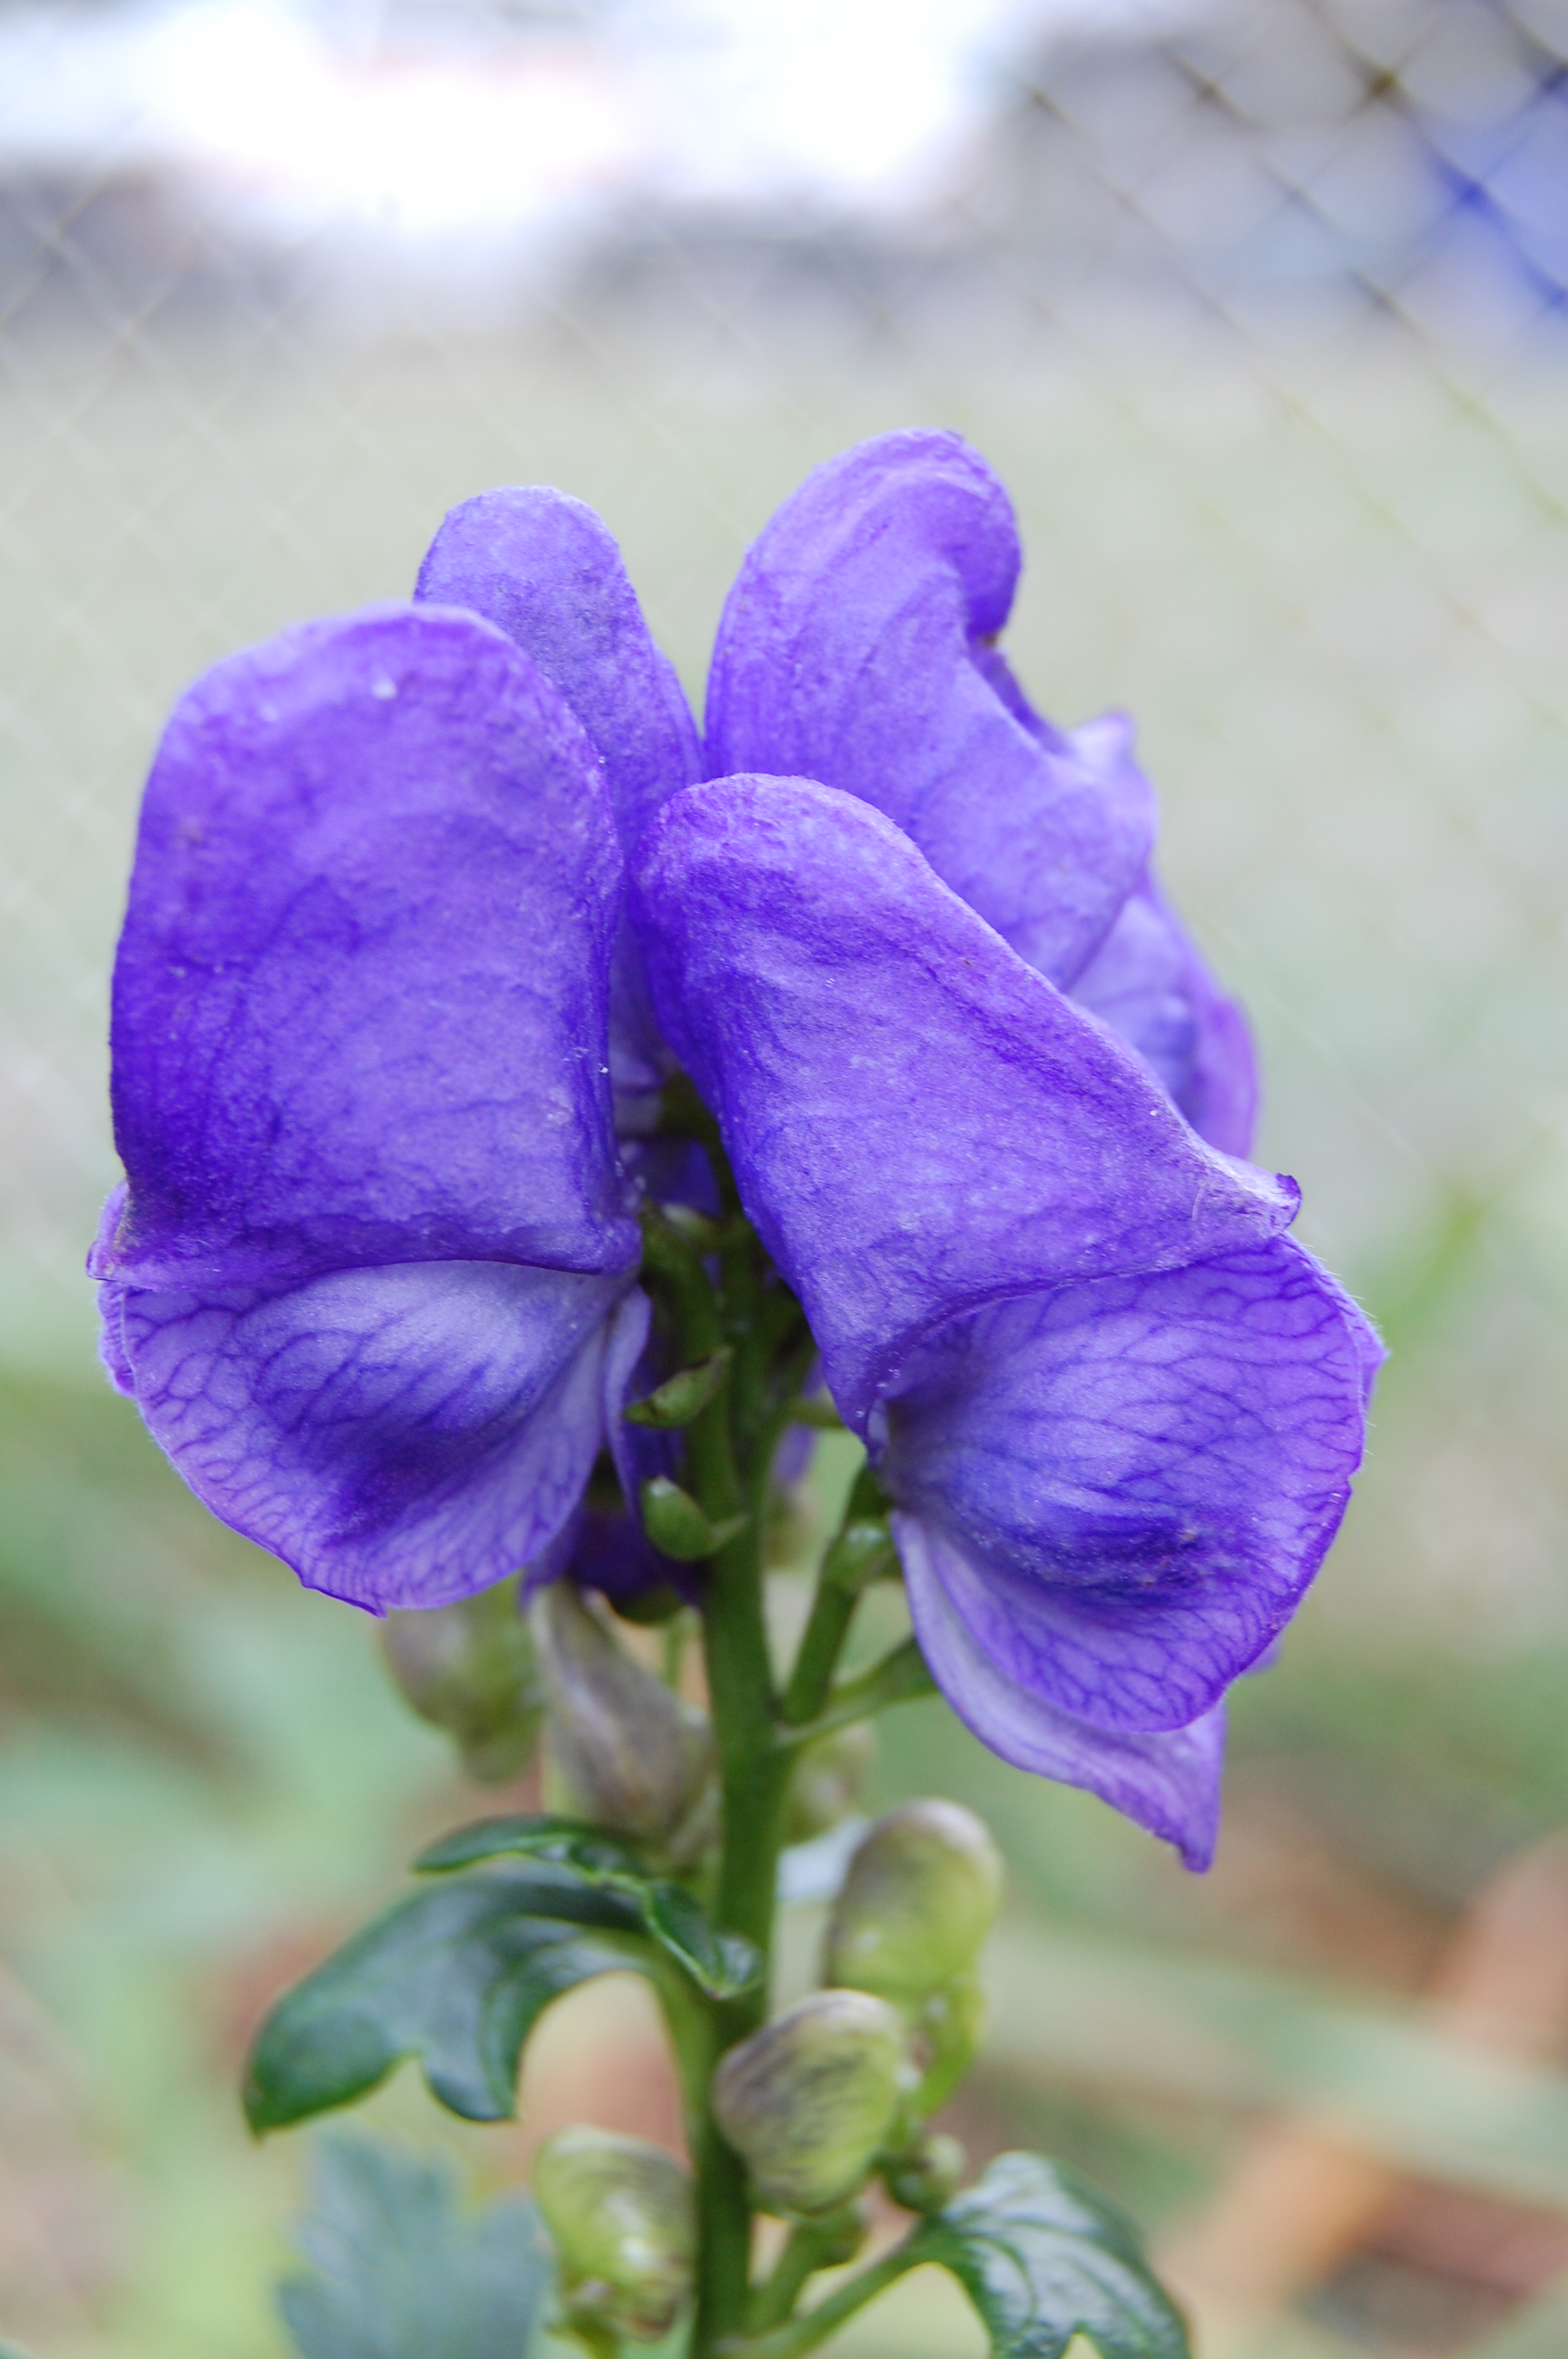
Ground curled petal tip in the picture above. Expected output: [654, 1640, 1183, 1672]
[707, 430, 1150, 985]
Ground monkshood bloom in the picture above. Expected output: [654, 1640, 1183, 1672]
[91, 430, 1379, 1866]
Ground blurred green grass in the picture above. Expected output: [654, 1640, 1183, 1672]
[2, 318, 1567, 2353]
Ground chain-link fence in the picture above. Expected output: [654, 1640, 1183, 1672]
[3, 0, 1568, 2350]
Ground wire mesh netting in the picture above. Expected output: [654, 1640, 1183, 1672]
[2, 1, 1568, 2352]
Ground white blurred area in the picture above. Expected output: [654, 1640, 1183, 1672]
[4, 0, 1564, 334]
[0, 0, 1156, 268]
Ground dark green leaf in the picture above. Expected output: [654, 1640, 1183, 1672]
[278, 2129, 553, 2359]
[245, 1862, 648, 2132]
[904, 2153, 1190, 2359]
[416, 1816, 763, 2001]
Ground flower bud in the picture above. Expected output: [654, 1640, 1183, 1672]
[532, 1583, 715, 1861]
[640, 1475, 746, 1563]
[710, 1990, 911, 2217]
[379, 1576, 545, 1783]
[532, 2126, 695, 2344]
[825, 1800, 1002, 2001]
[883, 2130, 967, 2214]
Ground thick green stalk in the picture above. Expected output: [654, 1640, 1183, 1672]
[645, 1152, 901, 2355]
[663, 1213, 791, 2356]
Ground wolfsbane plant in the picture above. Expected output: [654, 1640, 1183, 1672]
[91, 430, 1380, 2357]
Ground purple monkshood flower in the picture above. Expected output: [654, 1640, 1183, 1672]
[91, 430, 1380, 1866]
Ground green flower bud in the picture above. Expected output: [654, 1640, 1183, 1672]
[906, 1971, 988, 2117]
[883, 2130, 967, 2214]
[379, 1576, 545, 1783]
[533, 1583, 716, 1861]
[784, 1722, 876, 1845]
[533, 2127, 695, 2344]
[825, 1799, 1002, 2001]
[711, 1990, 912, 2217]
[624, 1347, 731, 1429]
[640, 1475, 747, 1562]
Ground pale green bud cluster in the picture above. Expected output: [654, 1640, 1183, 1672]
[379, 1576, 546, 1783]
[826, 1797, 1001, 2122]
[532, 2127, 695, 2346]
[532, 1583, 716, 1863]
[713, 1799, 1002, 2222]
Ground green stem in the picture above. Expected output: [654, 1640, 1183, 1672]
[781, 1516, 895, 1730]
[658, 1203, 791, 2357]
[644, 1155, 905, 2355]
[745, 2211, 862, 2335]
[717, 2249, 915, 2359]
[775, 1637, 938, 1754]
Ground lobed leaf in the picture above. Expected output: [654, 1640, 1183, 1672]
[416, 1814, 763, 1999]
[245, 1862, 647, 2131]
[905, 2152, 1191, 2359]
[278, 2129, 554, 2359]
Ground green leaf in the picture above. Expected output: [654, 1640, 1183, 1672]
[278, 2129, 554, 2359]
[905, 2152, 1190, 2359]
[245, 1862, 650, 2131]
[416, 1815, 763, 2000]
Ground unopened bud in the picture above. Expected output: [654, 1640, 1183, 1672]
[784, 1723, 876, 1845]
[825, 1801, 1002, 2001]
[379, 1577, 545, 1783]
[624, 1348, 731, 1430]
[711, 1990, 911, 2217]
[532, 1583, 715, 1862]
[883, 2130, 967, 2214]
[533, 2127, 694, 2344]
[640, 1476, 747, 1563]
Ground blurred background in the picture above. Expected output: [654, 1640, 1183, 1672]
[2, 0, 1567, 2351]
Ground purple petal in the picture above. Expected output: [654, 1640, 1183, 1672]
[115, 1261, 638, 1609]
[416, 488, 705, 1108]
[415, 487, 702, 856]
[898, 1514, 1225, 1870]
[97, 1284, 135, 1397]
[706, 430, 1152, 986]
[96, 605, 635, 1294]
[876, 1240, 1381, 1734]
[601, 1283, 681, 1515]
[1068, 790, 1258, 1157]
[631, 776, 1298, 1429]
